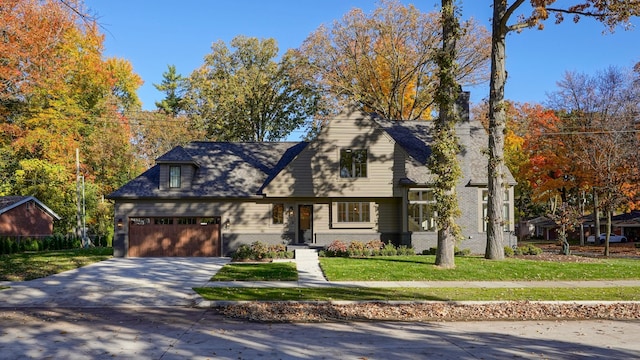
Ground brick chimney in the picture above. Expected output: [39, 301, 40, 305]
[455, 90, 470, 122]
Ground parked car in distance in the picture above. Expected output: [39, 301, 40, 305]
[586, 233, 628, 244]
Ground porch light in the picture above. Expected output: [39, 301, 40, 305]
[224, 219, 231, 229]
[117, 218, 123, 229]
[288, 206, 294, 216]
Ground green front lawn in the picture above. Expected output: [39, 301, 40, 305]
[0, 248, 113, 281]
[212, 262, 298, 281]
[195, 255, 640, 301]
[195, 286, 640, 302]
[320, 255, 640, 281]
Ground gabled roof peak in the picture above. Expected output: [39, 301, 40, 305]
[0, 195, 61, 220]
[156, 145, 199, 167]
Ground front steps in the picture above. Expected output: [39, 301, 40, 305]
[294, 248, 319, 260]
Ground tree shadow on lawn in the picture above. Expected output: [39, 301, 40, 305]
[344, 255, 443, 266]
[196, 286, 456, 301]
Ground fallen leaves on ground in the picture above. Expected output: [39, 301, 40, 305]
[218, 302, 640, 322]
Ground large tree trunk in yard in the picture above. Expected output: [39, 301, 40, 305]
[485, 0, 507, 260]
[433, 0, 462, 269]
[435, 226, 455, 267]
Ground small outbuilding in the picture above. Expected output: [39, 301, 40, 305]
[0, 196, 61, 238]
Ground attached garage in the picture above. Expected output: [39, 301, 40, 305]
[128, 217, 220, 257]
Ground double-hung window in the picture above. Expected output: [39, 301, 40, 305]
[481, 189, 512, 232]
[337, 202, 370, 223]
[272, 203, 284, 224]
[408, 189, 436, 232]
[340, 149, 367, 178]
[169, 166, 181, 188]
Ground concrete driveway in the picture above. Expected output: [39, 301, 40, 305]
[0, 257, 230, 308]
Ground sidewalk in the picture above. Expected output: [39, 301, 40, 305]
[208, 248, 640, 289]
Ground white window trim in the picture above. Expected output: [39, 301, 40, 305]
[408, 188, 437, 233]
[339, 148, 368, 179]
[478, 187, 514, 233]
[331, 201, 375, 229]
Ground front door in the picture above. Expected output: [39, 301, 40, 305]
[298, 205, 313, 244]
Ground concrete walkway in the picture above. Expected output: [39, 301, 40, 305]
[210, 248, 640, 289]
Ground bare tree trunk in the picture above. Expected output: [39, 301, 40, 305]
[605, 209, 611, 257]
[593, 189, 600, 245]
[485, 0, 507, 260]
[579, 191, 585, 246]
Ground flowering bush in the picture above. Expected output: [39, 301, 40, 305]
[347, 240, 366, 257]
[366, 240, 384, 251]
[321, 240, 414, 257]
[232, 241, 293, 261]
[325, 240, 348, 257]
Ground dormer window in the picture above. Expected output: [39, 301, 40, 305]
[340, 149, 367, 178]
[169, 166, 181, 188]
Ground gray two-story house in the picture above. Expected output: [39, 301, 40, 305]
[108, 106, 516, 257]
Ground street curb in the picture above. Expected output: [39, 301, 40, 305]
[195, 299, 640, 308]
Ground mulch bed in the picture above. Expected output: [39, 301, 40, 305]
[535, 242, 640, 260]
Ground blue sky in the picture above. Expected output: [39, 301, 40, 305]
[86, 1, 639, 112]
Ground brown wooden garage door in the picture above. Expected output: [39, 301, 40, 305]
[128, 217, 220, 257]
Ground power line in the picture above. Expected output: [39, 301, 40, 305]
[538, 128, 640, 136]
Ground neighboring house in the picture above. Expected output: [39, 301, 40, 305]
[0, 196, 61, 237]
[523, 211, 640, 243]
[521, 216, 559, 241]
[108, 104, 516, 257]
[610, 211, 640, 242]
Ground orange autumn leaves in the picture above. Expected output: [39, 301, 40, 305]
[480, 101, 640, 211]
[1, 0, 143, 232]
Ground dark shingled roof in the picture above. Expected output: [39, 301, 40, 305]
[109, 112, 516, 200]
[156, 145, 199, 165]
[0, 196, 61, 219]
[107, 141, 308, 199]
[375, 118, 516, 186]
[0, 196, 28, 210]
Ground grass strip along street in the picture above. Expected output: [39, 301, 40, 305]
[196, 255, 640, 302]
[195, 286, 640, 302]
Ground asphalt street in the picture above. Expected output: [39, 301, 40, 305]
[1, 307, 640, 359]
[1, 257, 639, 359]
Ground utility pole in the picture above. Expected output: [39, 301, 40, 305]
[76, 149, 82, 245]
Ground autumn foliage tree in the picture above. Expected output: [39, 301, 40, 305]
[292, 0, 490, 120]
[474, 101, 551, 221]
[130, 111, 205, 169]
[547, 67, 640, 255]
[485, 0, 640, 260]
[0, 0, 143, 237]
